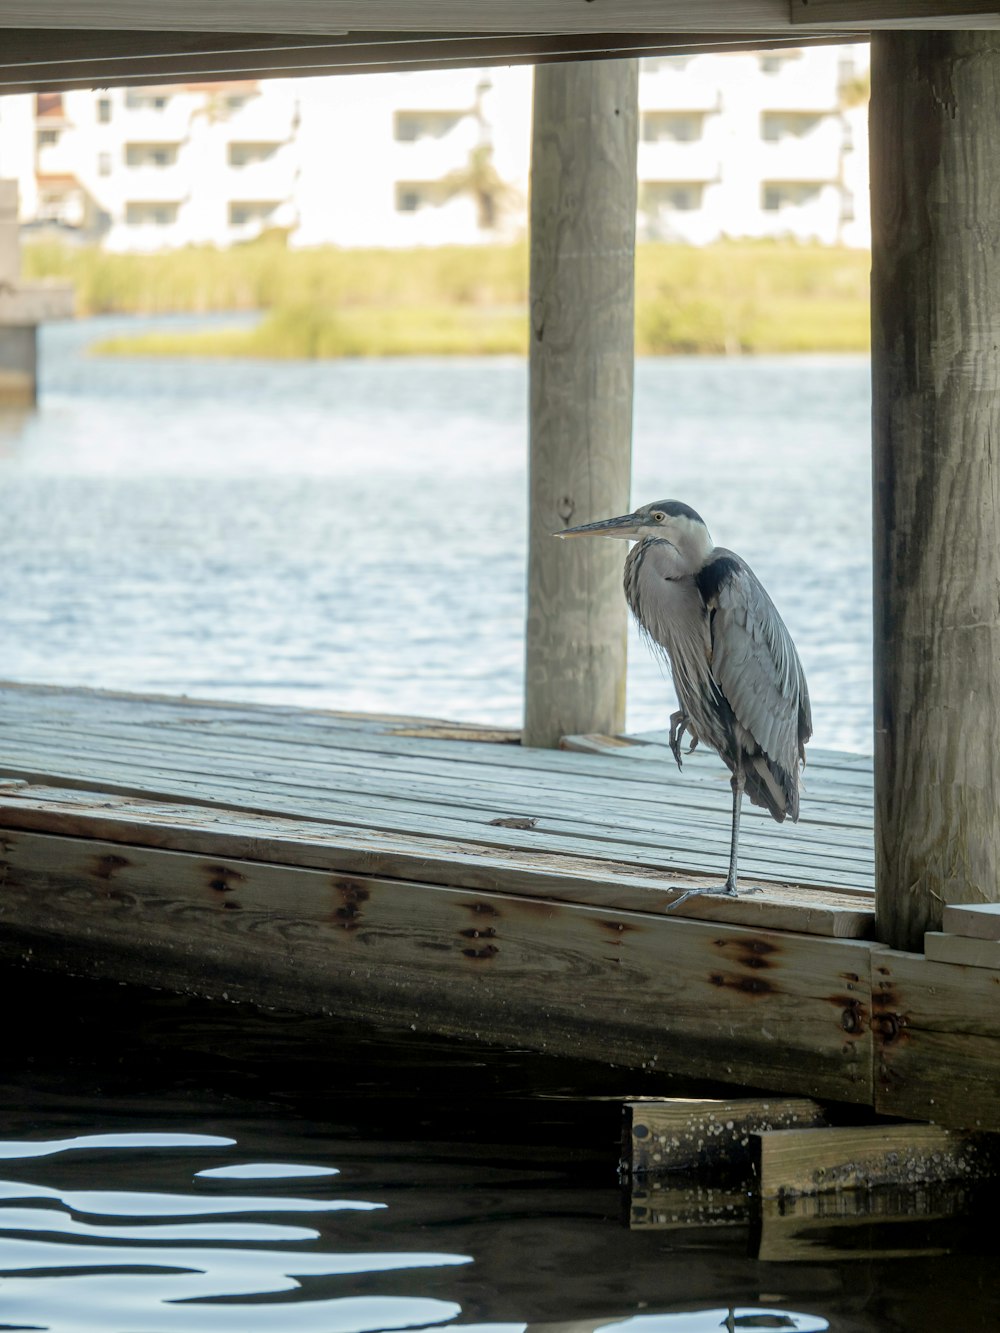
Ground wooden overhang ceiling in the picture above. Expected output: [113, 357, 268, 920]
[1, 2, 999, 92]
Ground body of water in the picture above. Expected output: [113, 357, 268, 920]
[2, 968, 997, 1333]
[0, 319, 872, 750]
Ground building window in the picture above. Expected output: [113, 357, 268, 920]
[125, 90, 170, 111]
[125, 202, 178, 226]
[228, 142, 277, 167]
[125, 143, 179, 168]
[97, 97, 112, 123]
[761, 112, 823, 142]
[762, 182, 822, 211]
[37, 128, 60, 147]
[98, 152, 112, 176]
[393, 110, 464, 142]
[228, 201, 277, 226]
[226, 94, 253, 113]
[643, 181, 704, 212]
[641, 112, 704, 143]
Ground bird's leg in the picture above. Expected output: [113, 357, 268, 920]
[668, 757, 760, 912]
[724, 759, 745, 893]
[668, 710, 699, 771]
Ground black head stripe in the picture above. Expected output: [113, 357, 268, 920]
[651, 500, 705, 526]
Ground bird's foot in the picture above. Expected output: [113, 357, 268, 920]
[668, 711, 698, 771]
[667, 882, 763, 913]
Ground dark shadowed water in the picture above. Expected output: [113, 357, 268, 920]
[0, 318, 871, 750]
[0, 967, 997, 1333]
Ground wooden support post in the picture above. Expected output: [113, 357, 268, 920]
[870, 33, 1000, 951]
[523, 59, 638, 748]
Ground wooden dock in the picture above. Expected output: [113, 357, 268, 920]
[1, 681, 997, 1131]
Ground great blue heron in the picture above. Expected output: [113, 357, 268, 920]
[558, 499, 811, 904]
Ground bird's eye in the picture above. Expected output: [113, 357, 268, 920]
[652, 511, 665, 523]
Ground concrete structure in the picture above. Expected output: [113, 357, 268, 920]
[0, 46, 869, 252]
[0, 179, 72, 404]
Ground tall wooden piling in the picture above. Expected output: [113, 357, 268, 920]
[523, 59, 638, 749]
[870, 32, 1000, 952]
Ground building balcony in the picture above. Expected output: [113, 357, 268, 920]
[222, 158, 298, 198]
[119, 166, 189, 201]
[755, 134, 842, 181]
[637, 141, 720, 183]
[223, 97, 298, 142]
[756, 69, 840, 113]
[116, 104, 194, 141]
[638, 62, 723, 113]
[36, 142, 79, 179]
[390, 125, 480, 180]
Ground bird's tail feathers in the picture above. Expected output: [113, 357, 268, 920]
[744, 752, 799, 824]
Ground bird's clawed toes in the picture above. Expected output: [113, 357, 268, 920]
[667, 882, 764, 912]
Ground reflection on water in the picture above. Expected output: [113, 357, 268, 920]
[0, 320, 872, 750]
[1, 968, 997, 1333]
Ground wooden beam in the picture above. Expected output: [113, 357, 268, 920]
[0, 826, 876, 1101]
[872, 946, 1000, 1128]
[870, 31, 1000, 952]
[523, 59, 637, 748]
[3, 1, 994, 37]
[0, 3, 818, 36]
[0, 29, 854, 93]
[791, 0, 1000, 25]
[624, 1096, 825, 1174]
[752, 1123, 997, 1197]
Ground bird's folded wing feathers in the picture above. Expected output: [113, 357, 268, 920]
[705, 555, 811, 773]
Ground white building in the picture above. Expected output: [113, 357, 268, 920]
[0, 46, 870, 253]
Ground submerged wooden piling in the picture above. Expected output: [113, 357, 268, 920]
[870, 33, 1000, 951]
[523, 59, 638, 748]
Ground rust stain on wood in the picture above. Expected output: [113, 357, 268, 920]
[708, 972, 777, 998]
[205, 865, 245, 893]
[93, 853, 130, 881]
[462, 942, 499, 961]
[331, 876, 370, 930]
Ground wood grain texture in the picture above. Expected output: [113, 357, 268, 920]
[872, 946, 1000, 1128]
[0, 827, 875, 1100]
[940, 902, 1000, 939]
[924, 930, 1000, 968]
[751, 1124, 994, 1197]
[523, 59, 637, 748]
[870, 32, 1000, 951]
[625, 1096, 825, 1174]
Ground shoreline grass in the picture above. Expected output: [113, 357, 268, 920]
[27, 236, 871, 357]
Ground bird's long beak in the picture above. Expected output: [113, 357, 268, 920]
[555, 511, 641, 540]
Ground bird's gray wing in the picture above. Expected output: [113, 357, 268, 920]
[697, 550, 811, 774]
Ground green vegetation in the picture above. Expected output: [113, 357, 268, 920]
[25, 235, 870, 357]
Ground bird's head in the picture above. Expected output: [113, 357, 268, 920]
[556, 499, 713, 564]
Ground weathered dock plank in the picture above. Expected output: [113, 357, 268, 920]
[0, 786, 874, 937]
[0, 683, 877, 895]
